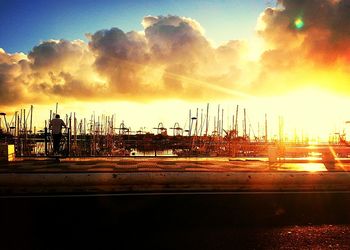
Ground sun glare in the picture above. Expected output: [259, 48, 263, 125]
[299, 163, 327, 172]
[27, 86, 350, 142]
[247, 87, 350, 142]
[294, 17, 304, 30]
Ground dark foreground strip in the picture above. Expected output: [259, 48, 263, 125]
[1, 171, 350, 195]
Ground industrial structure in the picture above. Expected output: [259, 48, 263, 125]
[1, 104, 350, 161]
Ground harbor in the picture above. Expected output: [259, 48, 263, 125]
[3, 1, 350, 249]
[1, 103, 350, 160]
[2, 105, 350, 249]
[2, 103, 350, 195]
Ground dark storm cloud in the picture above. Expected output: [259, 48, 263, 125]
[259, 0, 350, 65]
[252, 0, 350, 95]
[0, 15, 250, 107]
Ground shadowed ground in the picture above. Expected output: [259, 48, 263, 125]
[1, 158, 350, 249]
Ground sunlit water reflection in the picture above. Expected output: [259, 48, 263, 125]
[278, 163, 328, 172]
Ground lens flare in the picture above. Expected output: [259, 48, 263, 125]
[294, 17, 304, 30]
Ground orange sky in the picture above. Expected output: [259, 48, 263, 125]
[1, 0, 350, 140]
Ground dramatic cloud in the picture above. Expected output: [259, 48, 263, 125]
[3, 4, 350, 109]
[87, 15, 248, 100]
[0, 49, 29, 105]
[88, 28, 150, 95]
[28, 39, 101, 99]
[254, 0, 350, 94]
[0, 15, 251, 107]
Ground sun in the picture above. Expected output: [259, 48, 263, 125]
[245, 87, 350, 143]
[271, 88, 349, 141]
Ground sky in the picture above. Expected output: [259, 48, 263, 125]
[0, 0, 267, 53]
[1, 0, 350, 141]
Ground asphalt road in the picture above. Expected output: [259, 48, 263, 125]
[1, 192, 350, 250]
[2, 158, 350, 249]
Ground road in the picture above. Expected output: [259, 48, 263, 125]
[1, 192, 350, 249]
[1, 158, 350, 249]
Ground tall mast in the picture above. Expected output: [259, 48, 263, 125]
[235, 105, 239, 137]
[205, 103, 209, 136]
[244, 108, 247, 138]
[265, 113, 268, 143]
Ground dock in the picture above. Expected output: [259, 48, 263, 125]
[2, 157, 350, 195]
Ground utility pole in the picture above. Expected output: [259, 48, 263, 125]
[221, 108, 224, 137]
[243, 108, 247, 138]
[217, 105, 220, 136]
[199, 109, 203, 136]
[235, 105, 239, 137]
[188, 109, 192, 136]
[195, 108, 198, 136]
[279, 116, 284, 143]
[205, 103, 209, 136]
[265, 113, 268, 143]
[214, 116, 216, 135]
[29, 105, 33, 134]
[232, 115, 235, 133]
